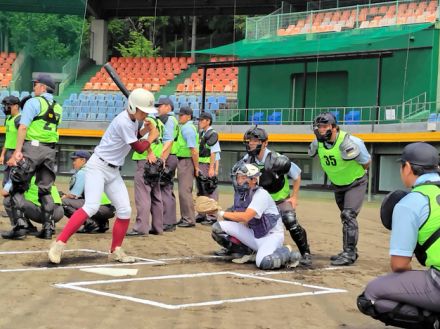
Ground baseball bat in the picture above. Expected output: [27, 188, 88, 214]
[103, 63, 130, 98]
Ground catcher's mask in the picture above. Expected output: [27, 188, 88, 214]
[380, 190, 408, 230]
[313, 112, 336, 143]
[243, 126, 268, 157]
[10, 160, 31, 192]
[143, 158, 164, 185]
[232, 162, 261, 193]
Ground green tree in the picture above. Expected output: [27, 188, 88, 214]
[115, 31, 159, 57]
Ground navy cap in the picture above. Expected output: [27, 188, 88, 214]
[2, 96, 20, 105]
[199, 112, 213, 121]
[33, 74, 55, 90]
[70, 150, 91, 160]
[178, 106, 193, 116]
[155, 97, 174, 110]
[398, 142, 439, 168]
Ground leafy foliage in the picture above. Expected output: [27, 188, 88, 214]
[115, 31, 159, 57]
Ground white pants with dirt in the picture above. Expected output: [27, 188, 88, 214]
[219, 219, 284, 267]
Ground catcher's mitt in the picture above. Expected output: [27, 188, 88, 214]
[195, 196, 221, 214]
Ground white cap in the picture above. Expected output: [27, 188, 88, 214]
[128, 88, 157, 114]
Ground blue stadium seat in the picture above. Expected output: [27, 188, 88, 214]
[0, 90, 9, 98]
[106, 113, 116, 120]
[330, 110, 340, 123]
[69, 93, 77, 101]
[96, 113, 106, 121]
[169, 95, 176, 103]
[90, 106, 99, 114]
[428, 113, 437, 121]
[105, 94, 114, 102]
[0, 111, 5, 118]
[11, 91, 19, 98]
[78, 113, 87, 120]
[437, 113, 440, 122]
[193, 109, 200, 119]
[207, 96, 216, 104]
[89, 100, 98, 107]
[177, 95, 187, 104]
[344, 110, 361, 124]
[80, 100, 88, 107]
[68, 112, 78, 120]
[63, 99, 72, 106]
[72, 100, 81, 107]
[268, 112, 282, 125]
[188, 95, 197, 103]
[191, 102, 199, 110]
[249, 111, 265, 124]
[107, 107, 117, 114]
[210, 102, 219, 111]
[106, 100, 115, 107]
[78, 93, 88, 101]
[20, 91, 30, 99]
[98, 100, 106, 107]
[115, 100, 124, 108]
[98, 107, 107, 114]
[80, 106, 89, 113]
[96, 94, 105, 102]
[88, 113, 97, 120]
[217, 95, 227, 105]
[159, 94, 167, 100]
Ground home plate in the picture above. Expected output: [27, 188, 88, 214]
[80, 267, 139, 277]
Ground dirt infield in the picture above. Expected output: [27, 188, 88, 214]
[0, 180, 399, 329]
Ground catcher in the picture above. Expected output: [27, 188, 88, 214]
[196, 163, 301, 270]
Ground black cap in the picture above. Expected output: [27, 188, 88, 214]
[33, 74, 55, 90]
[398, 142, 439, 168]
[244, 126, 268, 141]
[70, 150, 91, 160]
[314, 112, 337, 125]
[2, 96, 20, 105]
[178, 106, 193, 116]
[199, 112, 213, 121]
[155, 97, 174, 110]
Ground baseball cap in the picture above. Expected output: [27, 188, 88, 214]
[70, 150, 91, 160]
[398, 142, 439, 167]
[199, 112, 213, 121]
[178, 106, 193, 116]
[154, 97, 174, 110]
[32, 74, 56, 90]
[1, 96, 20, 105]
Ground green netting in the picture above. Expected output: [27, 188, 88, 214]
[196, 23, 433, 58]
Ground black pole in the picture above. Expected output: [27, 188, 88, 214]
[374, 55, 383, 130]
[245, 64, 251, 121]
[201, 67, 207, 112]
[301, 61, 308, 123]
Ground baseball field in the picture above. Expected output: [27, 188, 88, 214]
[0, 179, 402, 329]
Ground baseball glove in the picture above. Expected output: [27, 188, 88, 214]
[195, 196, 221, 214]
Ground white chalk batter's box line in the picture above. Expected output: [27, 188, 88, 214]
[0, 249, 164, 273]
[54, 271, 347, 310]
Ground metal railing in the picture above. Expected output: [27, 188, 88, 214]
[245, 0, 438, 41]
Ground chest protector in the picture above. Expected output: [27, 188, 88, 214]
[26, 96, 62, 143]
[317, 131, 365, 186]
[233, 187, 281, 239]
[246, 152, 290, 200]
[412, 182, 440, 270]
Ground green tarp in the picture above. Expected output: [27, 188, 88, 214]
[195, 23, 433, 58]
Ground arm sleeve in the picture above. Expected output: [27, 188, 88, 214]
[288, 162, 301, 180]
[130, 140, 151, 153]
[210, 141, 221, 154]
[350, 136, 371, 165]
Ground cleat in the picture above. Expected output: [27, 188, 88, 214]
[109, 247, 136, 263]
[232, 252, 256, 264]
[299, 252, 312, 266]
[48, 240, 66, 264]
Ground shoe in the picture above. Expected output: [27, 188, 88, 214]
[48, 240, 66, 264]
[299, 252, 312, 266]
[330, 251, 344, 261]
[214, 248, 231, 256]
[125, 229, 146, 237]
[1, 228, 27, 240]
[330, 251, 358, 266]
[163, 224, 176, 232]
[177, 220, 195, 228]
[0, 210, 8, 218]
[232, 252, 256, 264]
[195, 214, 206, 223]
[109, 247, 136, 263]
[97, 220, 110, 233]
[77, 219, 100, 234]
[148, 229, 162, 235]
[285, 245, 301, 269]
[201, 219, 216, 226]
[26, 222, 39, 236]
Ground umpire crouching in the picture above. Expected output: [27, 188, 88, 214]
[7, 74, 62, 239]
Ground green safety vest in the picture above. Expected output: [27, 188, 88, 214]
[24, 176, 61, 206]
[317, 131, 365, 186]
[169, 115, 179, 155]
[26, 96, 62, 143]
[4, 113, 20, 149]
[175, 121, 199, 158]
[132, 117, 164, 160]
[255, 161, 291, 202]
[100, 193, 111, 205]
[412, 183, 440, 270]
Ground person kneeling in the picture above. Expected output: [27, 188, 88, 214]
[2, 176, 64, 239]
[211, 163, 300, 270]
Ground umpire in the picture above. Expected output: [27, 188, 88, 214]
[7, 74, 62, 239]
[175, 106, 199, 228]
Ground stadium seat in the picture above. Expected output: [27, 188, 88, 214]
[249, 111, 265, 124]
[344, 110, 361, 124]
[268, 112, 282, 125]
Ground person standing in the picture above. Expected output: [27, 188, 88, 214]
[196, 112, 220, 225]
[357, 142, 440, 328]
[175, 106, 199, 228]
[242, 126, 312, 266]
[61, 150, 115, 234]
[7, 74, 62, 240]
[309, 112, 371, 266]
[0, 95, 21, 186]
[155, 97, 179, 232]
[48, 89, 158, 264]
[126, 114, 164, 237]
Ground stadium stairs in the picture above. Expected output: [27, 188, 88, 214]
[159, 65, 198, 96]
